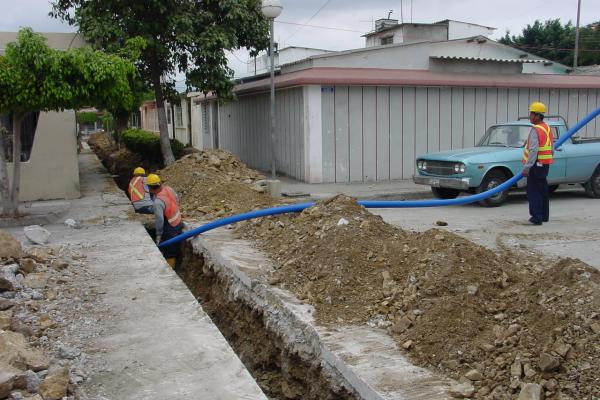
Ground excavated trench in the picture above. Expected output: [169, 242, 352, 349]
[176, 242, 360, 400]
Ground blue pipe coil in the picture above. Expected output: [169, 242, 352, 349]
[160, 107, 600, 248]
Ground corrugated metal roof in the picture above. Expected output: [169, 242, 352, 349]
[430, 55, 546, 63]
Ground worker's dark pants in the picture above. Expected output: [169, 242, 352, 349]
[526, 164, 550, 223]
[133, 205, 154, 214]
[159, 221, 184, 259]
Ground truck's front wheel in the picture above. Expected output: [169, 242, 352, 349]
[584, 167, 600, 198]
[477, 171, 509, 207]
[431, 187, 460, 199]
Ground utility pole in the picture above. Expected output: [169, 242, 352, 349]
[400, 0, 404, 24]
[574, 0, 582, 68]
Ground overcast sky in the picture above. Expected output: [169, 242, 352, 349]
[2, 0, 599, 83]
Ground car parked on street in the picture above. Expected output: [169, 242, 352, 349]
[413, 117, 600, 206]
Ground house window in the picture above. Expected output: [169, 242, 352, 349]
[166, 105, 172, 124]
[0, 112, 40, 162]
[175, 105, 183, 127]
[381, 36, 393, 45]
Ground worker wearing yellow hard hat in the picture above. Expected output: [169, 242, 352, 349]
[147, 174, 183, 268]
[127, 167, 154, 214]
[522, 101, 553, 225]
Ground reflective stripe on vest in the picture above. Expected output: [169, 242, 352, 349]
[128, 177, 145, 202]
[522, 123, 553, 165]
[156, 186, 182, 227]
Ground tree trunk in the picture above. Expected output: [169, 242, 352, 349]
[151, 68, 175, 166]
[114, 111, 129, 150]
[9, 112, 24, 216]
[0, 128, 10, 215]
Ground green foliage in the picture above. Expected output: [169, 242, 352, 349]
[122, 128, 184, 163]
[500, 19, 600, 66]
[0, 28, 137, 115]
[76, 111, 100, 124]
[102, 113, 114, 132]
[50, 0, 269, 99]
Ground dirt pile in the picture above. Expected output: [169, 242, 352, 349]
[158, 150, 280, 220]
[238, 195, 600, 399]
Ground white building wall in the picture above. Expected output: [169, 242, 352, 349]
[216, 87, 305, 180]
[447, 21, 495, 40]
[321, 85, 600, 182]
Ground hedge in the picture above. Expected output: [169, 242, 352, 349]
[76, 111, 100, 125]
[122, 129, 185, 163]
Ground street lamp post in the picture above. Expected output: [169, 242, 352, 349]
[262, 0, 282, 179]
[574, 0, 582, 69]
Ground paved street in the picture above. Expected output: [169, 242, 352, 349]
[373, 186, 600, 271]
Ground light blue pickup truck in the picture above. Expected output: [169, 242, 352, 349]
[413, 117, 600, 206]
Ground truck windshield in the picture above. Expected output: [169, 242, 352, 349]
[477, 125, 532, 148]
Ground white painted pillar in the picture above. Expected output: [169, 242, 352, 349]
[303, 85, 323, 183]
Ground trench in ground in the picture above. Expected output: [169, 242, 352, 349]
[95, 143, 362, 399]
[148, 230, 360, 400]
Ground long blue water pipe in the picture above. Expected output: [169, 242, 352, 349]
[160, 107, 600, 248]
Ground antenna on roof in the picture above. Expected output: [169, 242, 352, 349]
[388, 9, 394, 19]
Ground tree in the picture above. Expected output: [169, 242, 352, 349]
[51, 0, 269, 166]
[0, 28, 137, 216]
[500, 19, 600, 66]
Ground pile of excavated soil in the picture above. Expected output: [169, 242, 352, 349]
[158, 150, 280, 220]
[238, 195, 600, 399]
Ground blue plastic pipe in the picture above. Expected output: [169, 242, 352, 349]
[160, 107, 600, 248]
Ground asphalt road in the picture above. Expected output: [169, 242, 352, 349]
[372, 185, 600, 271]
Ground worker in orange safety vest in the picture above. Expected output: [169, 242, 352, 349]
[522, 101, 554, 225]
[127, 167, 154, 214]
[146, 174, 183, 268]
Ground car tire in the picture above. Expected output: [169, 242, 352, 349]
[431, 187, 460, 199]
[477, 170, 509, 207]
[548, 185, 559, 194]
[584, 167, 600, 198]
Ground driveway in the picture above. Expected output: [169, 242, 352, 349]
[372, 186, 600, 271]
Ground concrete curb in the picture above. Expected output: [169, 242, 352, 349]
[190, 229, 454, 400]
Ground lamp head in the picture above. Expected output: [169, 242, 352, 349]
[261, 0, 282, 19]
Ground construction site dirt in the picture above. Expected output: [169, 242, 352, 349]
[91, 135, 600, 399]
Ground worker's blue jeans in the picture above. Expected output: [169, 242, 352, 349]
[526, 164, 550, 223]
[159, 221, 184, 258]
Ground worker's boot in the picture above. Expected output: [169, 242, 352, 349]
[166, 258, 177, 268]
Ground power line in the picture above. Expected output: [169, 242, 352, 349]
[277, 20, 362, 33]
[284, 0, 334, 43]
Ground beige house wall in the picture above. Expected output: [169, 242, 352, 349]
[2, 111, 80, 203]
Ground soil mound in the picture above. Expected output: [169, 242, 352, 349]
[158, 150, 279, 220]
[238, 195, 600, 399]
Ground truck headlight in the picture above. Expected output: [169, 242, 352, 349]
[417, 161, 427, 170]
[454, 163, 466, 173]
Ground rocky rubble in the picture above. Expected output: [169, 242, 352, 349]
[158, 150, 281, 220]
[0, 229, 97, 400]
[238, 195, 600, 399]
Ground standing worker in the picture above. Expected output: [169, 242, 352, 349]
[146, 174, 183, 268]
[127, 167, 154, 214]
[522, 102, 554, 225]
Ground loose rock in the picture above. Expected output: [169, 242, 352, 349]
[23, 226, 51, 245]
[538, 352, 560, 372]
[448, 382, 475, 398]
[517, 383, 543, 400]
[0, 230, 22, 260]
[39, 366, 69, 400]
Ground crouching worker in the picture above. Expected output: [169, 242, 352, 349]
[146, 174, 183, 268]
[127, 167, 154, 214]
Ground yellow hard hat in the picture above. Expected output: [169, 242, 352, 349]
[146, 174, 161, 186]
[133, 167, 146, 176]
[529, 101, 546, 114]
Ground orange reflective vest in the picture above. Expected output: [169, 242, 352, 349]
[522, 123, 553, 165]
[128, 177, 146, 203]
[156, 186, 182, 227]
